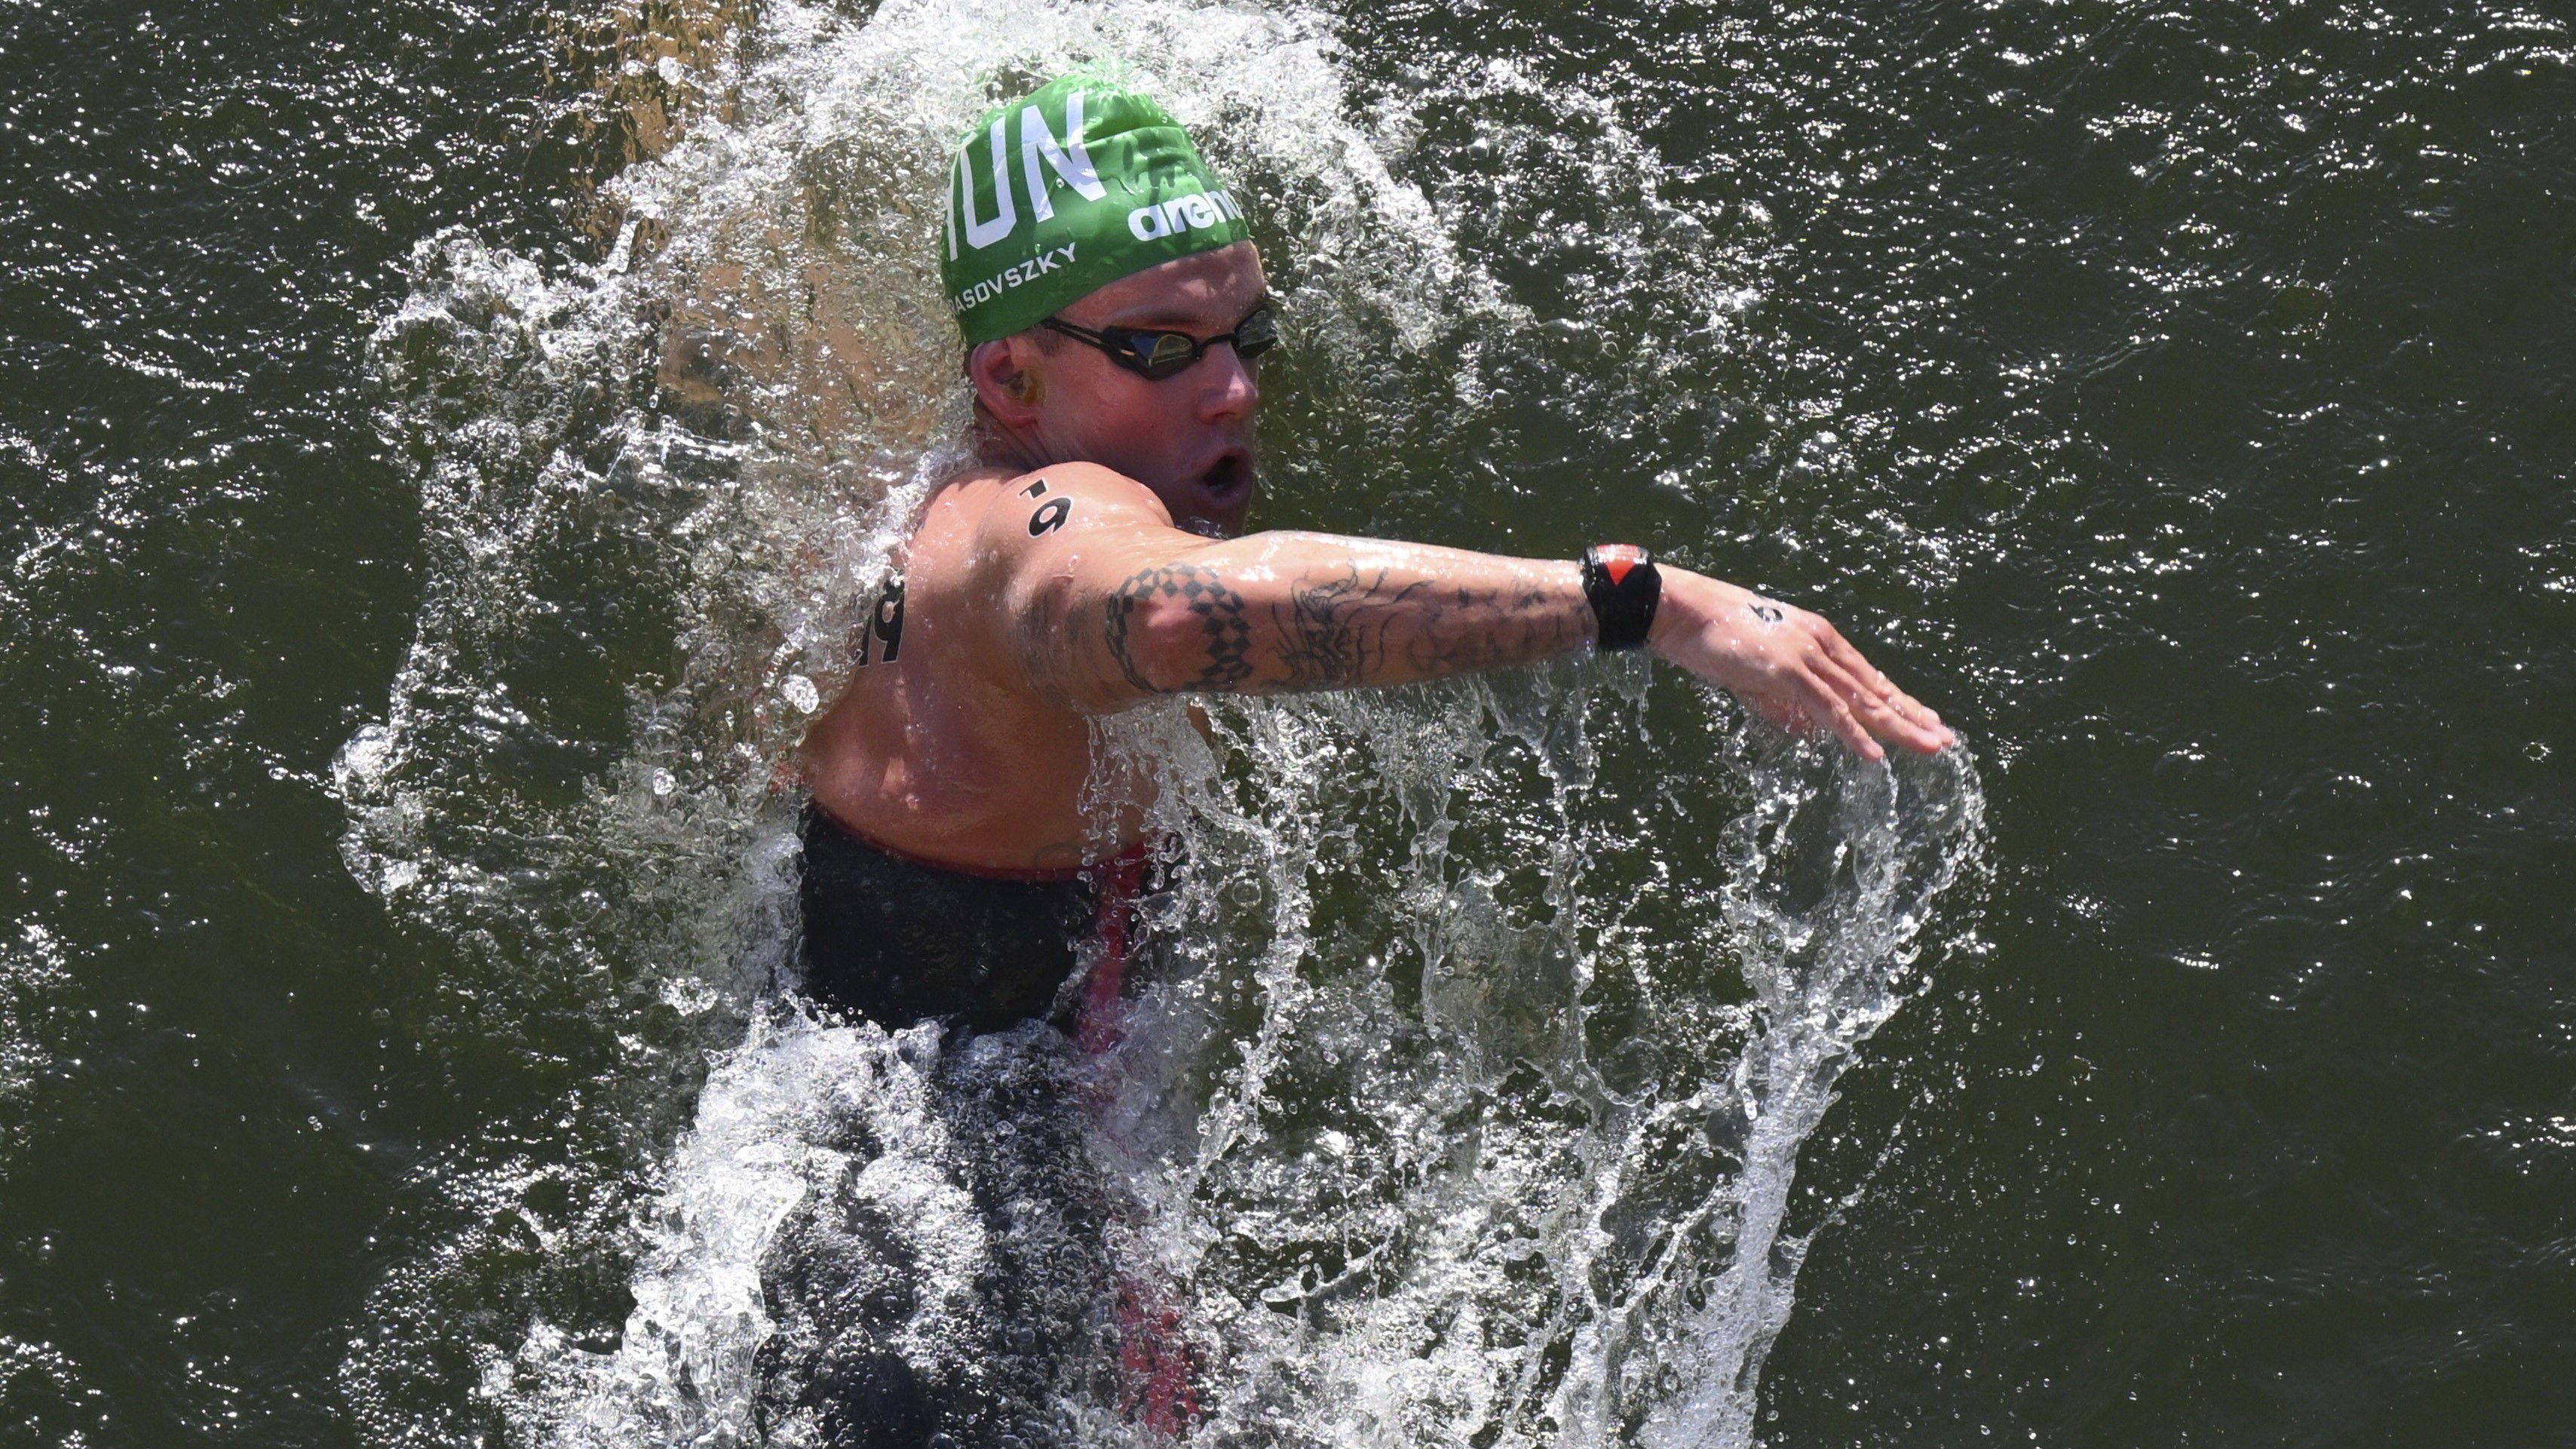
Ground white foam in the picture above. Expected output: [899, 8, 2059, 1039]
[335, 0, 1984, 1443]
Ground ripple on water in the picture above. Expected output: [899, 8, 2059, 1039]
[330, 0, 1986, 1444]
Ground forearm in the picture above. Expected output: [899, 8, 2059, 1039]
[1090, 532, 1595, 698]
[1011, 507, 1952, 756]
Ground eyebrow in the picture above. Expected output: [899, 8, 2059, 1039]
[1098, 296, 1273, 330]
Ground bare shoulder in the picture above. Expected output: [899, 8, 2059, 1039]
[968, 460, 1175, 552]
[942, 463, 1198, 708]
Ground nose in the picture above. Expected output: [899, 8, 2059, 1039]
[1193, 341, 1259, 425]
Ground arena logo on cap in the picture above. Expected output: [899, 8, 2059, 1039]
[1126, 189, 1244, 241]
[937, 74, 1251, 344]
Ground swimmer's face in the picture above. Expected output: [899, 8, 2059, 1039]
[973, 241, 1266, 538]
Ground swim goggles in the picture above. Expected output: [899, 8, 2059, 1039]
[1041, 302, 1279, 381]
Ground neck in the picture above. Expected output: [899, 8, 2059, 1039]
[971, 410, 1053, 474]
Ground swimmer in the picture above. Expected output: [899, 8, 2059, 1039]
[796, 74, 1953, 1033]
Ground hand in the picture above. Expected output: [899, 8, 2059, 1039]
[1648, 570, 1955, 760]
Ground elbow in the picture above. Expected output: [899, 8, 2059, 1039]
[1014, 572, 1213, 705]
[1104, 577, 1252, 695]
[1105, 593, 1201, 694]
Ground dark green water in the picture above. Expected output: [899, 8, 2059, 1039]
[3, 1, 2570, 1445]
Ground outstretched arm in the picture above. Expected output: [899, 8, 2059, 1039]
[1091, 539, 1593, 695]
[987, 464, 1950, 757]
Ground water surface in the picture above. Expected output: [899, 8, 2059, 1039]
[2, 0, 2568, 1444]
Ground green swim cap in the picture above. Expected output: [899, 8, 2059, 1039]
[940, 74, 1252, 345]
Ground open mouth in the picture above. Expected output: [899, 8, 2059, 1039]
[1173, 449, 1255, 536]
[1195, 448, 1253, 497]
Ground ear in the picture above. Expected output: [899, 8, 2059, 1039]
[967, 336, 1044, 428]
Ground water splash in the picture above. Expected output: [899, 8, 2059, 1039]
[0, 923, 71, 1177]
[1075, 686, 1985, 1448]
[1586, 733, 1986, 1448]
[332, 0, 1985, 1442]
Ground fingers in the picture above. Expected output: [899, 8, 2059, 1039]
[1817, 622, 1898, 701]
[1805, 647, 1952, 758]
[1812, 622, 1955, 754]
[1818, 622, 1927, 723]
[1795, 658, 1886, 760]
[1891, 691, 1952, 745]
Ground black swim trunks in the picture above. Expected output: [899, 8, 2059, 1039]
[796, 803, 1142, 1033]
[781, 806, 1197, 1445]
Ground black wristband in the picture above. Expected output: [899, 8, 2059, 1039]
[1581, 545, 1661, 651]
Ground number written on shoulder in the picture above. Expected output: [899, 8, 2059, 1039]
[854, 573, 905, 666]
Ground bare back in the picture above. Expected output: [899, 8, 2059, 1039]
[799, 464, 1170, 873]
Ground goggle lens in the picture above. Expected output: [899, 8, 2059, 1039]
[1233, 307, 1279, 359]
[1139, 330, 1198, 376]
[1056, 305, 1278, 381]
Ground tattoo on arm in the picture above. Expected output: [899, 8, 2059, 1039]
[1270, 566, 1428, 689]
[1385, 584, 1590, 677]
[1099, 554, 1588, 698]
[1103, 563, 1253, 693]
